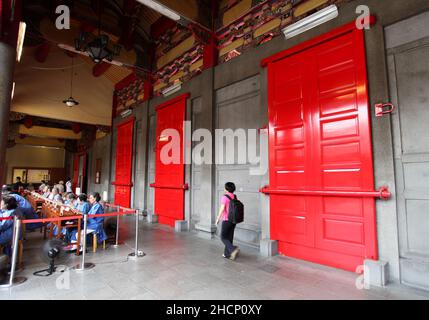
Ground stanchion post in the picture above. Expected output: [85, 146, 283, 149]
[128, 209, 145, 260]
[113, 205, 120, 248]
[0, 216, 27, 288]
[73, 213, 95, 271]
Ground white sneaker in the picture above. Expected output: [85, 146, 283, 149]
[230, 248, 240, 260]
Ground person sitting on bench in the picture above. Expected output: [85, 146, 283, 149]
[1, 186, 42, 231]
[0, 196, 22, 253]
[66, 193, 106, 251]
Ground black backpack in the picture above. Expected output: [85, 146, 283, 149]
[225, 195, 244, 224]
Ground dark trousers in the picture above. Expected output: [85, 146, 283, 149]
[221, 220, 237, 257]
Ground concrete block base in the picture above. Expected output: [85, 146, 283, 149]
[364, 259, 389, 287]
[175, 220, 189, 232]
[260, 239, 278, 257]
[195, 223, 217, 240]
[147, 214, 158, 224]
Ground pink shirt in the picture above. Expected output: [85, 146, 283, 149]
[221, 192, 235, 221]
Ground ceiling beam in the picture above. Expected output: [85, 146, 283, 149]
[18, 125, 82, 140]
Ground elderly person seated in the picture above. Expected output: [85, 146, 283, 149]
[48, 187, 63, 203]
[42, 185, 50, 198]
[38, 180, 47, 193]
[64, 193, 76, 206]
[1, 186, 42, 231]
[65, 192, 106, 252]
[0, 196, 22, 251]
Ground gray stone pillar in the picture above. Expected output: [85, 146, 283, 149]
[195, 69, 217, 239]
[0, 42, 15, 185]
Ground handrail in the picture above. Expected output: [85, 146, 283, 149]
[150, 183, 189, 190]
[259, 186, 391, 200]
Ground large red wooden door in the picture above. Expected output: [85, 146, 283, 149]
[113, 117, 134, 208]
[263, 24, 377, 271]
[151, 94, 188, 227]
[72, 153, 87, 193]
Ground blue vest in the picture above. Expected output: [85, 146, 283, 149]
[87, 202, 107, 242]
[10, 194, 32, 209]
[0, 209, 16, 245]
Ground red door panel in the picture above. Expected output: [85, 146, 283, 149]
[152, 94, 188, 227]
[73, 153, 87, 193]
[114, 118, 134, 208]
[266, 26, 376, 272]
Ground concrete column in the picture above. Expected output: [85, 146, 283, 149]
[0, 42, 16, 185]
[195, 69, 217, 239]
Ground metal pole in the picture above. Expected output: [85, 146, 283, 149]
[113, 205, 120, 248]
[0, 216, 27, 288]
[128, 209, 145, 260]
[73, 213, 95, 271]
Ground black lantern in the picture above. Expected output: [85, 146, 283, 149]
[75, 32, 121, 64]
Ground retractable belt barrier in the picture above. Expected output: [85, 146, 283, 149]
[0, 201, 145, 284]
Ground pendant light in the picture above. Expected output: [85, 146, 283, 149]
[63, 56, 79, 107]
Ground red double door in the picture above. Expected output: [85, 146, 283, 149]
[113, 118, 135, 208]
[151, 94, 188, 227]
[265, 25, 377, 271]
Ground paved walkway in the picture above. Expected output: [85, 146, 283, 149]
[1, 217, 429, 300]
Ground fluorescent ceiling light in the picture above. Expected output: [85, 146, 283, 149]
[137, 0, 181, 21]
[16, 22, 26, 62]
[162, 82, 182, 97]
[282, 5, 339, 39]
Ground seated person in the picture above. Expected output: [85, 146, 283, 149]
[42, 185, 50, 198]
[48, 187, 63, 203]
[1, 186, 40, 224]
[66, 192, 107, 251]
[64, 193, 76, 206]
[0, 196, 21, 251]
[74, 194, 90, 213]
[38, 180, 47, 193]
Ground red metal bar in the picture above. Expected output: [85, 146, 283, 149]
[259, 186, 391, 200]
[150, 183, 189, 190]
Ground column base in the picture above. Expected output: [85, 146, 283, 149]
[195, 223, 217, 240]
[175, 220, 189, 232]
[260, 239, 278, 257]
[147, 214, 158, 224]
[364, 259, 389, 287]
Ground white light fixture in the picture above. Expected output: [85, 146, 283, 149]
[137, 0, 181, 21]
[162, 82, 182, 97]
[11, 82, 15, 100]
[282, 5, 339, 39]
[120, 108, 133, 118]
[102, 191, 108, 202]
[16, 22, 26, 62]
[63, 57, 79, 107]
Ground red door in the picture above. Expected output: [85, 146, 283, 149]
[263, 24, 377, 271]
[151, 94, 189, 227]
[72, 153, 87, 193]
[113, 117, 134, 208]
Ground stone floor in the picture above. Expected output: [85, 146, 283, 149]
[1, 216, 429, 300]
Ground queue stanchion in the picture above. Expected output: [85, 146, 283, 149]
[113, 205, 120, 248]
[128, 209, 145, 260]
[73, 213, 95, 271]
[0, 216, 27, 288]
